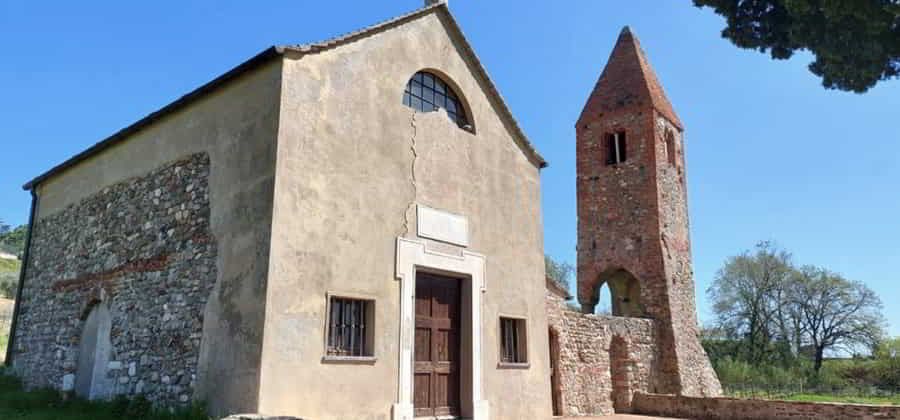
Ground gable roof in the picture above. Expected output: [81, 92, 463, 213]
[577, 26, 682, 130]
[24, 1, 545, 191]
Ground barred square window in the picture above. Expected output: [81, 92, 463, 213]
[499, 317, 528, 365]
[326, 297, 374, 358]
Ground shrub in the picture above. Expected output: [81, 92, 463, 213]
[0, 267, 18, 299]
[715, 356, 807, 390]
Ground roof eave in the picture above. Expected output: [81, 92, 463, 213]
[24, 2, 548, 190]
[280, 3, 547, 169]
[433, 7, 547, 169]
[23, 46, 284, 191]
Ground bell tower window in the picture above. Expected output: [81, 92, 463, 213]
[605, 131, 627, 165]
[665, 130, 677, 166]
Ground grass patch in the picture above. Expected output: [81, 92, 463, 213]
[0, 258, 20, 273]
[726, 388, 900, 406]
[781, 393, 900, 405]
[0, 332, 7, 364]
[0, 373, 208, 420]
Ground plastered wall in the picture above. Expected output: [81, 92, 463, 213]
[260, 11, 550, 420]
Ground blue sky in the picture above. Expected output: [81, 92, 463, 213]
[1, 1, 897, 336]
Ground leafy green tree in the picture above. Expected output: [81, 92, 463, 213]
[875, 337, 900, 359]
[0, 224, 28, 257]
[545, 254, 574, 291]
[791, 265, 885, 373]
[707, 241, 797, 364]
[0, 271, 16, 299]
[873, 337, 900, 387]
[693, 0, 900, 93]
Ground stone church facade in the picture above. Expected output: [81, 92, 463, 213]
[6, 2, 720, 419]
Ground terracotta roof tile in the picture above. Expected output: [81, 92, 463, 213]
[578, 26, 682, 130]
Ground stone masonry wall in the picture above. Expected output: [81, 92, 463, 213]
[633, 393, 900, 420]
[576, 107, 682, 395]
[11, 153, 217, 406]
[654, 115, 722, 397]
[546, 290, 658, 416]
[575, 26, 722, 399]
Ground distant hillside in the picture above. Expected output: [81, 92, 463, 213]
[0, 258, 19, 299]
[0, 223, 27, 257]
[0, 258, 19, 273]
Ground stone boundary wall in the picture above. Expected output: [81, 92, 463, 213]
[546, 291, 658, 416]
[11, 153, 217, 406]
[633, 392, 900, 420]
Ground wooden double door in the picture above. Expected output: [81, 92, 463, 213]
[414, 272, 461, 418]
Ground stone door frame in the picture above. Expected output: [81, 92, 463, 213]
[394, 237, 488, 420]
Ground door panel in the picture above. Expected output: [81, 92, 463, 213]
[415, 328, 432, 362]
[414, 273, 461, 418]
[414, 373, 431, 411]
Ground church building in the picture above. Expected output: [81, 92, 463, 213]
[6, 1, 720, 419]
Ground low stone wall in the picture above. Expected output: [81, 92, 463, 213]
[546, 291, 658, 416]
[632, 392, 900, 420]
[10, 153, 217, 406]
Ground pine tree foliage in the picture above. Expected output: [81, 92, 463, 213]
[694, 0, 900, 92]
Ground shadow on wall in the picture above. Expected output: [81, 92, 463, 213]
[549, 327, 563, 416]
[610, 335, 632, 413]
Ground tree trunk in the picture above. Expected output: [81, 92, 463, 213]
[813, 346, 825, 374]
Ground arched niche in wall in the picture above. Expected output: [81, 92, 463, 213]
[593, 268, 645, 317]
[75, 301, 114, 400]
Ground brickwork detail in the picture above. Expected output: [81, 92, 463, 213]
[546, 291, 658, 416]
[10, 153, 216, 406]
[574, 26, 721, 399]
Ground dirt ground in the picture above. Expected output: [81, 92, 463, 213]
[560, 415, 685, 420]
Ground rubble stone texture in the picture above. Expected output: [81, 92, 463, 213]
[546, 290, 657, 415]
[573, 25, 721, 403]
[10, 153, 216, 406]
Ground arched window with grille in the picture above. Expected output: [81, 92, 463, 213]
[402, 71, 471, 130]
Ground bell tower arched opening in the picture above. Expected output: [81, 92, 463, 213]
[583, 268, 644, 317]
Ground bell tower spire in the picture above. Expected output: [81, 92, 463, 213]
[576, 26, 721, 397]
[578, 26, 682, 130]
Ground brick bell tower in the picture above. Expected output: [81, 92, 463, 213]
[576, 26, 721, 396]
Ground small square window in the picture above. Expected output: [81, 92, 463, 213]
[499, 317, 528, 365]
[326, 297, 374, 358]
